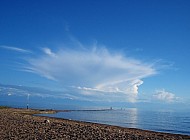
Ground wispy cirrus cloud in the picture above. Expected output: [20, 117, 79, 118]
[23, 42, 156, 102]
[0, 45, 32, 53]
[0, 84, 76, 99]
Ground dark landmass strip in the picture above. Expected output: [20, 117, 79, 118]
[0, 108, 190, 140]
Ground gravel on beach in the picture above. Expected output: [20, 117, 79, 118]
[0, 108, 189, 140]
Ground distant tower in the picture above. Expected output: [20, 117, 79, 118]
[27, 94, 30, 109]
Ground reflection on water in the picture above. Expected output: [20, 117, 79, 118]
[123, 108, 138, 128]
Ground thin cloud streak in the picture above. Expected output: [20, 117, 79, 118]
[0, 45, 32, 53]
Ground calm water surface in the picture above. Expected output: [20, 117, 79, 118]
[40, 108, 190, 135]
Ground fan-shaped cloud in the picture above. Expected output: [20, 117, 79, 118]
[24, 44, 156, 102]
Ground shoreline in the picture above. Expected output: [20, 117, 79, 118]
[0, 108, 190, 139]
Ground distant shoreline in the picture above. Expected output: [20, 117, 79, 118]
[55, 108, 113, 112]
[0, 107, 189, 139]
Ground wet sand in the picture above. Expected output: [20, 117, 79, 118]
[0, 108, 189, 140]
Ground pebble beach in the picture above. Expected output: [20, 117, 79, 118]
[0, 108, 190, 140]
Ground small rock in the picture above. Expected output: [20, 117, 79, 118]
[44, 119, 50, 123]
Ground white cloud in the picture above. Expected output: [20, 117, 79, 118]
[24, 44, 156, 102]
[153, 89, 180, 103]
[42, 47, 56, 57]
[0, 45, 32, 53]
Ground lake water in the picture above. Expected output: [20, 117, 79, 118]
[39, 108, 190, 136]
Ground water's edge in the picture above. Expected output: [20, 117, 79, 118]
[37, 109, 190, 136]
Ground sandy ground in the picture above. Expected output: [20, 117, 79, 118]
[0, 108, 190, 140]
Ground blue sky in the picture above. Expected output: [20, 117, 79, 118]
[0, 0, 190, 109]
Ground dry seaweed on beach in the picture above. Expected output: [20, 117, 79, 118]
[0, 108, 189, 140]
